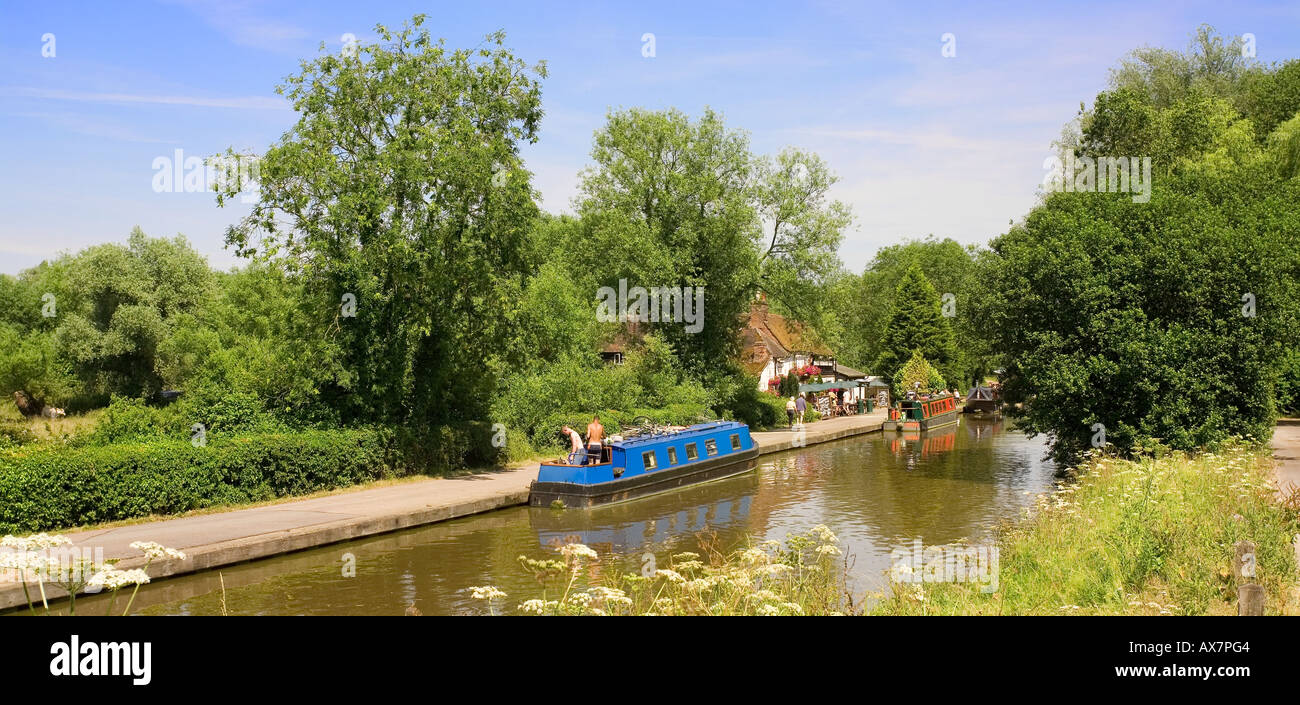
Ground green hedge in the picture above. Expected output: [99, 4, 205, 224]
[0, 424, 502, 533]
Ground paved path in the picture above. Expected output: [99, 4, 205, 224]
[0, 409, 886, 610]
[1270, 424, 1300, 499]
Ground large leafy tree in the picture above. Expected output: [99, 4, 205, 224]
[43, 229, 213, 405]
[981, 25, 1300, 462]
[872, 263, 959, 391]
[572, 108, 852, 377]
[752, 148, 853, 328]
[220, 17, 547, 427]
[573, 107, 759, 374]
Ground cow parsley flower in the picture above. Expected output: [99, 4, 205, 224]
[559, 543, 598, 561]
[654, 569, 685, 583]
[2, 533, 72, 551]
[469, 585, 506, 600]
[129, 541, 187, 561]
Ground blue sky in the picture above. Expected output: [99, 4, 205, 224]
[2, 0, 1299, 275]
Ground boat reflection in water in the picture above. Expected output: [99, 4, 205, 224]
[530, 489, 754, 555]
[889, 421, 958, 469]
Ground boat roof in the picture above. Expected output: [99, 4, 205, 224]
[612, 420, 747, 449]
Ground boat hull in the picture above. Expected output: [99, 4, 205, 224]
[884, 408, 959, 432]
[530, 446, 760, 509]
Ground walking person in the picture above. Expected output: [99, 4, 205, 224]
[795, 393, 807, 428]
[785, 396, 797, 427]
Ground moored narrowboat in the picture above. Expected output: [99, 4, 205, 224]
[962, 385, 1002, 414]
[882, 392, 959, 432]
[529, 421, 759, 509]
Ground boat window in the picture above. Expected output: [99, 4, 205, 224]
[730, 433, 741, 450]
[685, 443, 699, 461]
[642, 451, 657, 470]
[667, 446, 678, 465]
[705, 439, 718, 456]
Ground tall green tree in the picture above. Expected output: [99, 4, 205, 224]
[872, 263, 959, 391]
[832, 236, 984, 381]
[219, 17, 547, 427]
[753, 148, 853, 329]
[981, 25, 1300, 462]
[573, 107, 759, 375]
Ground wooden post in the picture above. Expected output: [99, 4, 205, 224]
[1237, 584, 1264, 616]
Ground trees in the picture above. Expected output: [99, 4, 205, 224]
[894, 351, 946, 395]
[219, 17, 546, 428]
[570, 108, 853, 378]
[45, 229, 213, 406]
[752, 148, 853, 330]
[982, 178, 1296, 463]
[872, 263, 959, 392]
[573, 107, 759, 375]
[833, 236, 984, 382]
[978, 24, 1300, 463]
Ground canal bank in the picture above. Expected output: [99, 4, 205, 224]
[0, 410, 887, 611]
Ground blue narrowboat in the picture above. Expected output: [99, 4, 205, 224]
[529, 421, 760, 508]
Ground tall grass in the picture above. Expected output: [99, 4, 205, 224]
[873, 440, 1300, 615]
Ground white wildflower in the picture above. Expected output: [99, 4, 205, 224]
[2, 533, 72, 551]
[559, 543, 598, 561]
[129, 541, 186, 561]
[654, 569, 685, 584]
[469, 585, 506, 600]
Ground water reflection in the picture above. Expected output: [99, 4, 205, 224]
[24, 418, 1052, 616]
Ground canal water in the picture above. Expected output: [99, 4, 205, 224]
[72, 417, 1056, 615]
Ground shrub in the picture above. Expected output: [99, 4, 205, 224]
[90, 396, 176, 444]
[0, 423, 506, 533]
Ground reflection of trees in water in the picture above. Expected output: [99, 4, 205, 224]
[831, 420, 1049, 545]
[127, 422, 1053, 615]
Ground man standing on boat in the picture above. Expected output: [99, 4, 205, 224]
[586, 415, 604, 465]
[562, 425, 585, 465]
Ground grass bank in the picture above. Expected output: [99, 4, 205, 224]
[872, 440, 1300, 615]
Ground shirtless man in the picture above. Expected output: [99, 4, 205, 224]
[586, 415, 604, 465]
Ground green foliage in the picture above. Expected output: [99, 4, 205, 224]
[874, 443, 1299, 615]
[220, 18, 546, 428]
[90, 397, 177, 444]
[980, 176, 1297, 462]
[893, 351, 946, 394]
[492, 335, 712, 448]
[574, 107, 760, 375]
[831, 236, 985, 382]
[0, 428, 405, 533]
[872, 264, 959, 391]
[1276, 348, 1300, 417]
[981, 24, 1300, 463]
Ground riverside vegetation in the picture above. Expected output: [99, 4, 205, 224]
[873, 440, 1300, 615]
[476, 440, 1298, 616]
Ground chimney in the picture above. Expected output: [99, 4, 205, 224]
[753, 291, 769, 324]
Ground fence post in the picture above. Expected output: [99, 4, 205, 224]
[1237, 584, 1265, 616]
